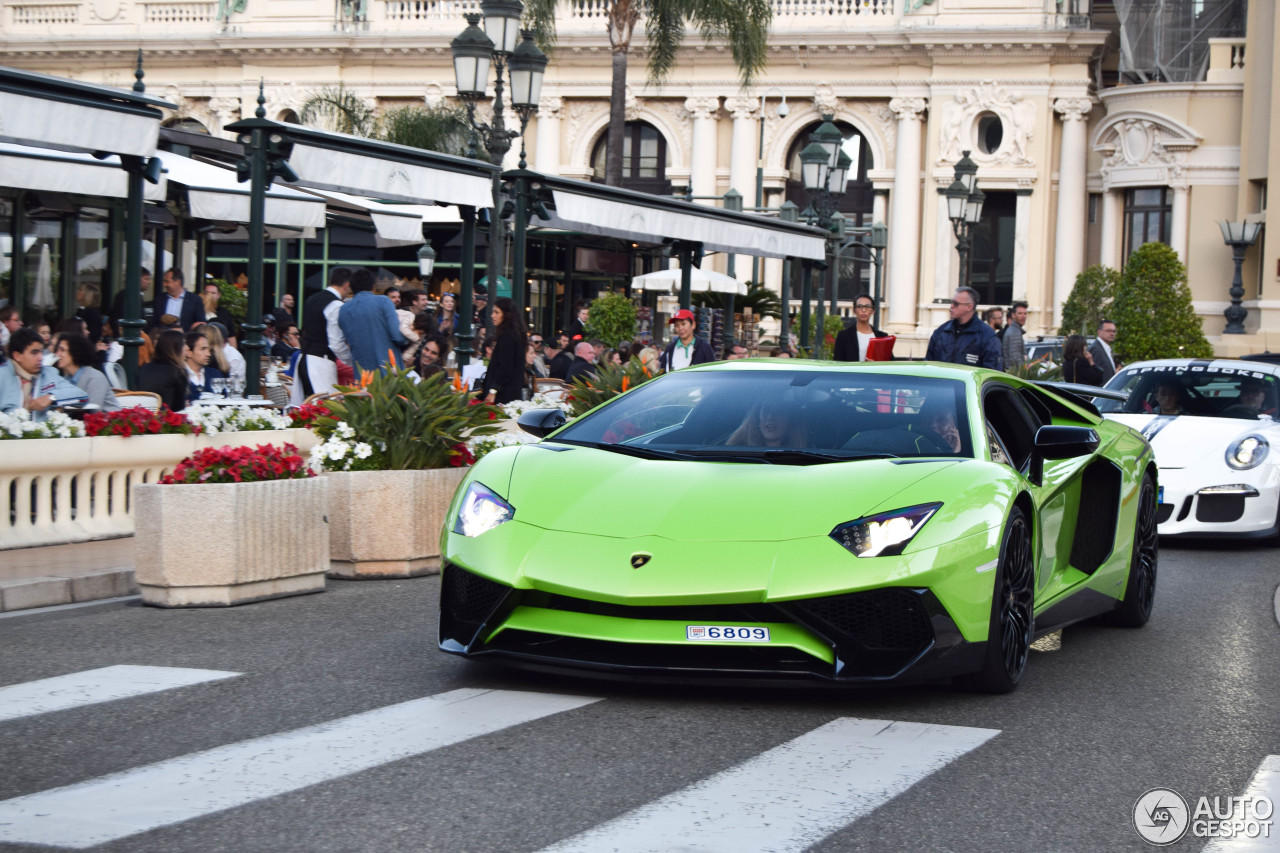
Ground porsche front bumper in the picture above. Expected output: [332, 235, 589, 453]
[1154, 466, 1280, 538]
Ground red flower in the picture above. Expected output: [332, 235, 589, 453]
[84, 406, 200, 438]
[159, 442, 315, 485]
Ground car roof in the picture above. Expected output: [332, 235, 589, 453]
[686, 358, 998, 381]
[1116, 357, 1280, 377]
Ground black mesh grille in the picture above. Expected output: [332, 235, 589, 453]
[1196, 493, 1247, 523]
[1156, 503, 1175, 524]
[782, 589, 934, 677]
[527, 591, 779, 625]
[439, 563, 512, 648]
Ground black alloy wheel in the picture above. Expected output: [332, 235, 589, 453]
[1109, 473, 1158, 627]
[964, 505, 1035, 694]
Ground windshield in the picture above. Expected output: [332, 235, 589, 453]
[1097, 364, 1279, 420]
[550, 370, 972, 461]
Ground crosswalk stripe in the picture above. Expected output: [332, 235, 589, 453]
[0, 687, 601, 849]
[1201, 755, 1280, 853]
[0, 665, 240, 723]
[539, 717, 999, 853]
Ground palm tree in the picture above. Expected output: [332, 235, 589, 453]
[298, 87, 474, 159]
[524, 0, 771, 187]
[691, 281, 781, 320]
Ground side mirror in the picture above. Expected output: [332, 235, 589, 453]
[517, 407, 567, 438]
[1029, 425, 1098, 485]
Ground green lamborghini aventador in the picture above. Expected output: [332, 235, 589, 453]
[438, 361, 1158, 692]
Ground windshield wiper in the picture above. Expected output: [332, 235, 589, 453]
[548, 439, 688, 461]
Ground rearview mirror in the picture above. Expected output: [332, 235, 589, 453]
[1029, 425, 1098, 485]
[517, 408, 567, 438]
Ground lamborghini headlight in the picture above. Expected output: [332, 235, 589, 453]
[829, 503, 942, 558]
[453, 481, 515, 537]
[1226, 434, 1269, 470]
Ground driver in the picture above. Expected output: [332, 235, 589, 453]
[922, 404, 963, 453]
[1153, 381, 1188, 416]
[1237, 379, 1267, 414]
[726, 399, 807, 448]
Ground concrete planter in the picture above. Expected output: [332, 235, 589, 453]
[0, 428, 320, 551]
[325, 468, 467, 579]
[133, 476, 329, 607]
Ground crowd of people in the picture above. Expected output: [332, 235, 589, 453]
[918, 286, 1120, 385]
[1, 267, 1130, 423]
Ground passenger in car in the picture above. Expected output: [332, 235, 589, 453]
[1153, 381, 1188, 416]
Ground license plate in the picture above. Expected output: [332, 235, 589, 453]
[1158, 486, 1165, 503]
[685, 625, 770, 642]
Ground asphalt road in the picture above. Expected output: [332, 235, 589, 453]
[0, 539, 1276, 853]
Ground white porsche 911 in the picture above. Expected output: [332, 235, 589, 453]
[1097, 358, 1280, 539]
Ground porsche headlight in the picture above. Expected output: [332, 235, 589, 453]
[1226, 434, 1269, 470]
[829, 503, 942, 558]
[453, 481, 515, 537]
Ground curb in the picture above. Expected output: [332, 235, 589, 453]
[0, 569, 137, 613]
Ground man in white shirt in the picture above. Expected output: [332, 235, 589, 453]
[1088, 319, 1119, 381]
[291, 267, 354, 405]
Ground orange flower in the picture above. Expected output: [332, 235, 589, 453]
[359, 369, 375, 389]
[621, 376, 630, 392]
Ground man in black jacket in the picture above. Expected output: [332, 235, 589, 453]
[151, 268, 202, 331]
[658, 309, 716, 372]
[564, 341, 599, 384]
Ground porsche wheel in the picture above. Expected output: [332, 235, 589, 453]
[1109, 473, 1158, 628]
[964, 505, 1035, 694]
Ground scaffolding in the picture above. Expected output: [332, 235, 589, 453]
[1114, 0, 1247, 83]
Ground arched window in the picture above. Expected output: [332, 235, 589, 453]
[278, 109, 301, 124]
[591, 122, 671, 195]
[784, 121, 875, 305]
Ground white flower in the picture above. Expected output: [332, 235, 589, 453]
[353, 442, 373, 459]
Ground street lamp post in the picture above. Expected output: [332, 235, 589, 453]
[752, 88, 787, 285]
[451, 0, 538, 331]
[797, 115, 849, 359]
[1219, 220, 1262, 334]
[945, 150, 985, 291]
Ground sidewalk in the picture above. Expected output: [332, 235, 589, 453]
[0, 539, 137, 613]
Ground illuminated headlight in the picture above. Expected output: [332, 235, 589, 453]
[453, 481, 515, 537]
[1226, 435, 1269, 470]
[829, 503, 942, 558]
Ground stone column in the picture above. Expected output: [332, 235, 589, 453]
[1053, 97, 1091, 325]
[534, 96, 562, 175]
[1099, 189, 1122, 269]
[725, 95, 758, 279]
[1170, 185, 1190, 262]
[685, 96, 721, 204]
[1014, 190, 1032, 301]
[887, 97, 927, 330]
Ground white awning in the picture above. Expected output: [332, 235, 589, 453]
[159, 153, 326, 230]
[632, 267, 748, 295]
[301, 188, 429, 246]
[536, 177, 828, 261]
[0, 66, 173, 157]
[280, 127, 494, 208]
[0, 142, 166, 200]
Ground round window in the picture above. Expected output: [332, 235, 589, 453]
[976, 113, 1004, 155]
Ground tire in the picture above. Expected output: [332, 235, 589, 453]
[1108, 473, 1158, 627]
[963, 505, 1035, 694]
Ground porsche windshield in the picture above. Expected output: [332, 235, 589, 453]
[1097, 364, 1279, 420]
[551, 370, 972, 461]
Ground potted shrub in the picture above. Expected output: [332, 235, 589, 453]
[133, 443, 328, 607]
[308, 367, 502, 579]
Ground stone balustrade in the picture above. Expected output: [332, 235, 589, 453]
[4, 0, 899, 35]
[0, 429, 318, 551]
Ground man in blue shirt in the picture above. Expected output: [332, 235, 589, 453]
[925, 286, 1003, 369]
[338, 268, 408, 373]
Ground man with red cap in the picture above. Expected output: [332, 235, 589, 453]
[659, 309, 716, 372]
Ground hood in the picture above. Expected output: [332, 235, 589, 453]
[501, 444, 958, 542]
[1106, 413, 1279, 468]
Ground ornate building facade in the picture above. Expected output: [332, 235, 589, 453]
[0, 0, 1274, 352]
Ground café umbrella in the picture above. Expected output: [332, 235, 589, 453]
[631, 267, 747, 295]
